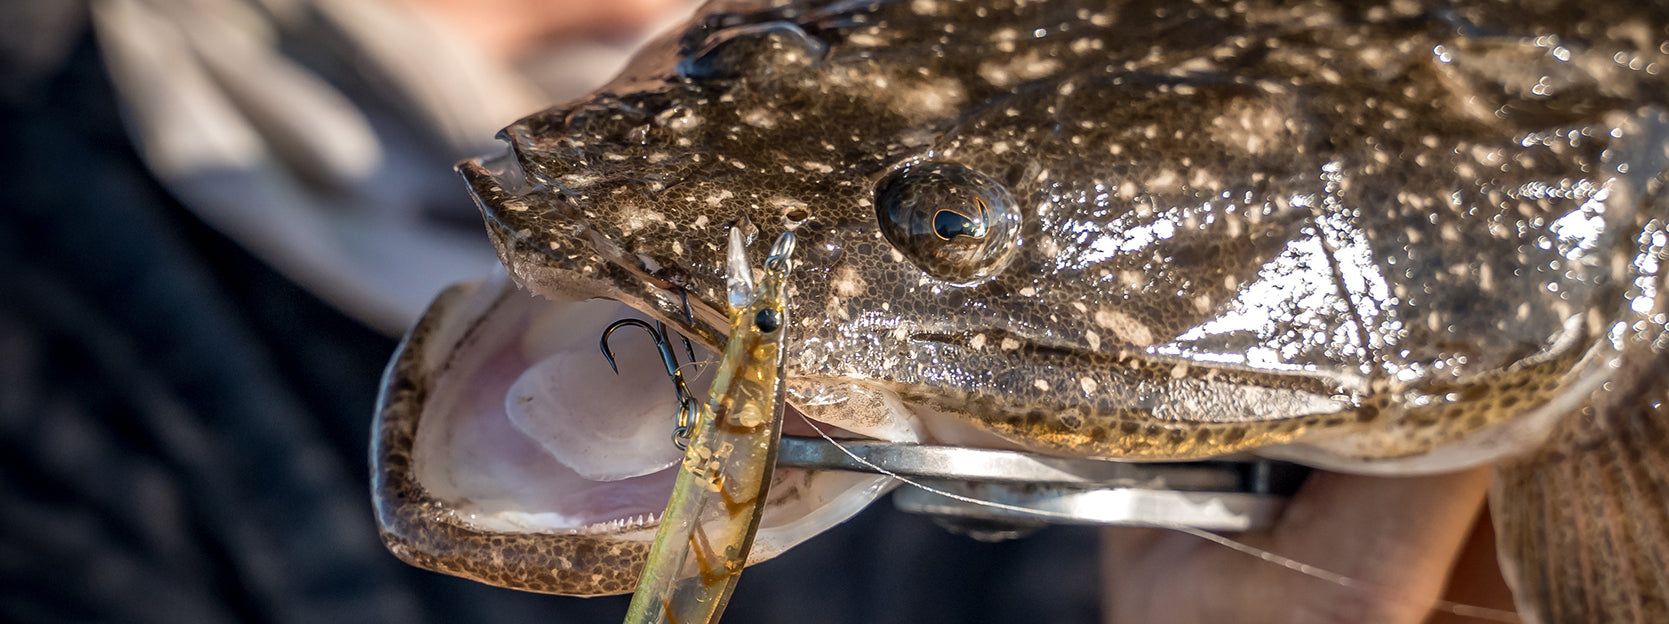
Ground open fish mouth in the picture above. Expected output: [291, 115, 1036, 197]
[371, 270, 901, 595]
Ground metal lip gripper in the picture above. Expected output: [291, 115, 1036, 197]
[774, 436, 1309, 535]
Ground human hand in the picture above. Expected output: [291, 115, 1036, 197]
[1100, 467, 1518, 624]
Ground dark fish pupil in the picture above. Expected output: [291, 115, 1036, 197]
[933, 209, 984, 240]
[753, 308, 781, 333]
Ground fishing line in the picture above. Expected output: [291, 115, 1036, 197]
[675, 358, 718, 377]
[793, 413, 1520, 623]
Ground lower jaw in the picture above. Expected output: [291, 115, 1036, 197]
[403, 272, 901, 558]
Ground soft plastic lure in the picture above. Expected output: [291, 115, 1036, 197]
[622, 228, 796, 624]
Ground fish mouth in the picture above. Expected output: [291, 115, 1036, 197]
[371, 271, 897, 595]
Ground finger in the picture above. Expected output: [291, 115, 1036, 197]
[1251, 467, 1493, 623]
[1100, 468, 1492, 624]
[1101, 527, 1205, 623]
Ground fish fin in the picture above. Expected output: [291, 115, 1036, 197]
[1490, 345, 1669, 624]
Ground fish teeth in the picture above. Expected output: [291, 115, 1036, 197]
[582, 512, 663, 534]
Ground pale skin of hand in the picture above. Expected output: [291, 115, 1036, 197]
[386, 0, 692, 61]
[1101, 467, 1514, 624]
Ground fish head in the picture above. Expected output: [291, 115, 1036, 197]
[375, 0, 1669, 596]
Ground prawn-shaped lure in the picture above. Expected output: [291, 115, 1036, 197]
[620, 228, 796, 624]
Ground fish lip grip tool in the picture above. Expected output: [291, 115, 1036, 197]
[774, 436, 1309, 533]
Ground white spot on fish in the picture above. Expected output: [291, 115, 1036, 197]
[560, 173, 600, 188]
[978, 50, 1060, 87]
[1194, 295, 1213, 313]
[616, 207, 667, 236]
[1094, 307, 1154, 347]
[848, 32, 885, 47]
[1147, 169, 1180, 191]
[832, 265, 868, 297]
[743, 109, 775, 128]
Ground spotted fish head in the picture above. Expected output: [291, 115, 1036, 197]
[375, 0, 1669, 597]
[467, 0, 1666, 459]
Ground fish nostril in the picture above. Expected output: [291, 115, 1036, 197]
[558, 97, 658, 149]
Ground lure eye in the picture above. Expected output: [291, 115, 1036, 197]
[875, 162, 1020, 284]
[753, 308, 782, 333]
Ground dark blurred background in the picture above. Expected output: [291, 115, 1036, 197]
[0, 2, 1101, 622]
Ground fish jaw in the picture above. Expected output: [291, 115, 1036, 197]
[370, 274, 892, 595]
[373, 279, 650, 594]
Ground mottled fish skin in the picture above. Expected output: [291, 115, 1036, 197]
[465, 0, 1669, 461]
[380, 0, 1669, 612]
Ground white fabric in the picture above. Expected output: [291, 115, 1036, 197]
[90, 0, 681, 333]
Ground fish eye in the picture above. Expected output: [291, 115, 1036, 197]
[753, 308, 782, 333]
[875, 162, 1020, 284]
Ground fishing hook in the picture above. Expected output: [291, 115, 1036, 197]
[599, 311, 701, 449]
[680, 291, 700, 361]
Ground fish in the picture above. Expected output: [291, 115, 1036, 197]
[370, 0, 1669, 621]
[622, 229, 797, 624]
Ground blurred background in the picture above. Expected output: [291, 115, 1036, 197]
[0, 0, 1101, 621]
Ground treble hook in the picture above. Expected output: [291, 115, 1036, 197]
[599, 317, 700, 448]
